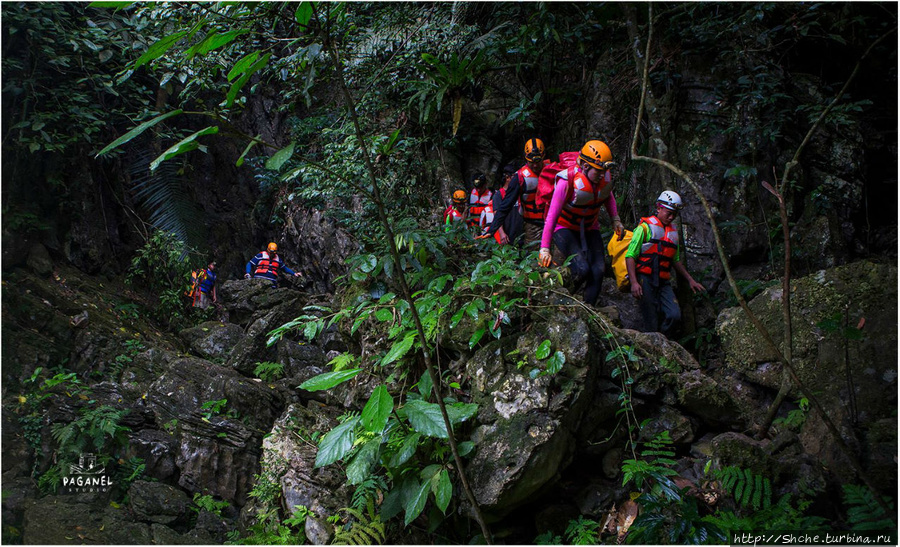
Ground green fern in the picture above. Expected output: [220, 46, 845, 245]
[843, 485, 895, 530]
[564, 516, 600, 545]
[254, 361, 285, 382]
[332, 498, 386, 545]
[350, 476, 387, 511]
[713, 466, 771, 510]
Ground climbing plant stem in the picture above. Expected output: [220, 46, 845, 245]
[317, 7, 492, 542]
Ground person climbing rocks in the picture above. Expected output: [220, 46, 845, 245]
[244, 242, 301, 287]
[467, 172, 493, 228]
[443, 189, 468, 231]
[625, 190, 705, 336]
[478, 163, 523, 245]
[538, 139, 625, 306]
[481, 138, 547, 247]
[193, 260, 218, 309]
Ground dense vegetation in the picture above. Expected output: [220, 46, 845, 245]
[2, 2, 896, 544]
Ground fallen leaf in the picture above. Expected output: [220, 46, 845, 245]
[857, 317, 865, 330]
[617, 499, 639, 540]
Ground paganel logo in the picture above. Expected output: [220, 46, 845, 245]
[62, 453, 114, 494]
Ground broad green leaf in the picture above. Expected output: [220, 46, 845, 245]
[359, 254, 377, 273]
[225, 52, 271, 107]
[227, 51, 261, 82]
[457, 441, 475, 457]
[299, 368, 362, 391]
[404, 479, 431, 526]
[535, 339, 552, 360]
[134, 30, 188, 69]
[303, 320, 318, 341]
[361, 385, 392, 433]
[374, 308, 393, 322]
[95, 109, 183, 157]
[314, 416, 359, 467]
[420, 464, 442, 481]
[434, 469, 452, 513]
[403, 399, 447, 438]
[381, 331, 416, 367]
[185, 29, 249, 60]
[236, 136, 259, 167]
[449, 307, 466, 329]
[149, 126, 219, 171]
[295, 2, 313, 26]
[546, 351, 566, 375]
[345, 437, 380, 484]
[446, 402, 478, 425]
[265, 141, 295, 171]
[417, 370, 433, 401]
[388, 431, 420, 468]
[468, 327, 486, 349]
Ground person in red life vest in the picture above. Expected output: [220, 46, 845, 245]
[625, 191, 705, 336]
[481, 138, 547, 247]
[467, 172, 492, 228]
[194, 260, 218, 308]
[478, 164, 523, 245]
[538, 140, 625, 306]
[244, 242, 301, 287]
[443, 189, 467, 231]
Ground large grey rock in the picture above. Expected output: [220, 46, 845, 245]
[144, 356, 285, 504]
[716, 261, 897, 488]
[180, 321, 247, 361]
[254, 402, 351, 545]
[23, 496, 152, 544]
[26, 243, 52, 276]
[129, 480, 191, 524]
[126, 429, 178, 482]
[463, 311, 600, 518]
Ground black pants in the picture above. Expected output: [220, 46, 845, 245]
[551, 228, 605, 305]
[636, 273, 681, 335]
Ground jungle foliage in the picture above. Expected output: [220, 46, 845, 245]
[4, 1, 896, 544]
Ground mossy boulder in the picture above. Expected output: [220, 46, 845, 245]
[716, 260, 897, 423]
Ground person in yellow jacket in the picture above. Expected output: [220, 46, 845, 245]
[625, 191, 704, 335]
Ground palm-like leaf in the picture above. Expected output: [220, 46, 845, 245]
[127, 146, 207, 250]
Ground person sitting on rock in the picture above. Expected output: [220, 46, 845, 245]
[244, 242, 301, 287]
[625, 190, 705, 337]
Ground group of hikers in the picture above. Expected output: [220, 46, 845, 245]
[187, 242, 301, 310]
[187, 138, 705, 339]
[442, 138, 705, 336]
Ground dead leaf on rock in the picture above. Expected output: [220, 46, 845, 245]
[616, 499, 639, 540]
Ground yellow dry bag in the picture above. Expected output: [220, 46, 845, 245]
[607, 230, 633, 292]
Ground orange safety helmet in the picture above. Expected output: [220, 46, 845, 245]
[452, 189, 467, 204]
[578, 140, 615, 170]
[267, 242, 278, 253]
[524, 138, 545, 162]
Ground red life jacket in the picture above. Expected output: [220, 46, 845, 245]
[254, 251, 281, 276]
[556, 167, 614, 231]
[468, 188, 493, 226]
[518, 163, 546, 223]
[635, 216, 679, 280]
[444, 206, 465, 225]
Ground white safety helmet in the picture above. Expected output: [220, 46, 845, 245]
[657, 190, 683, 211]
